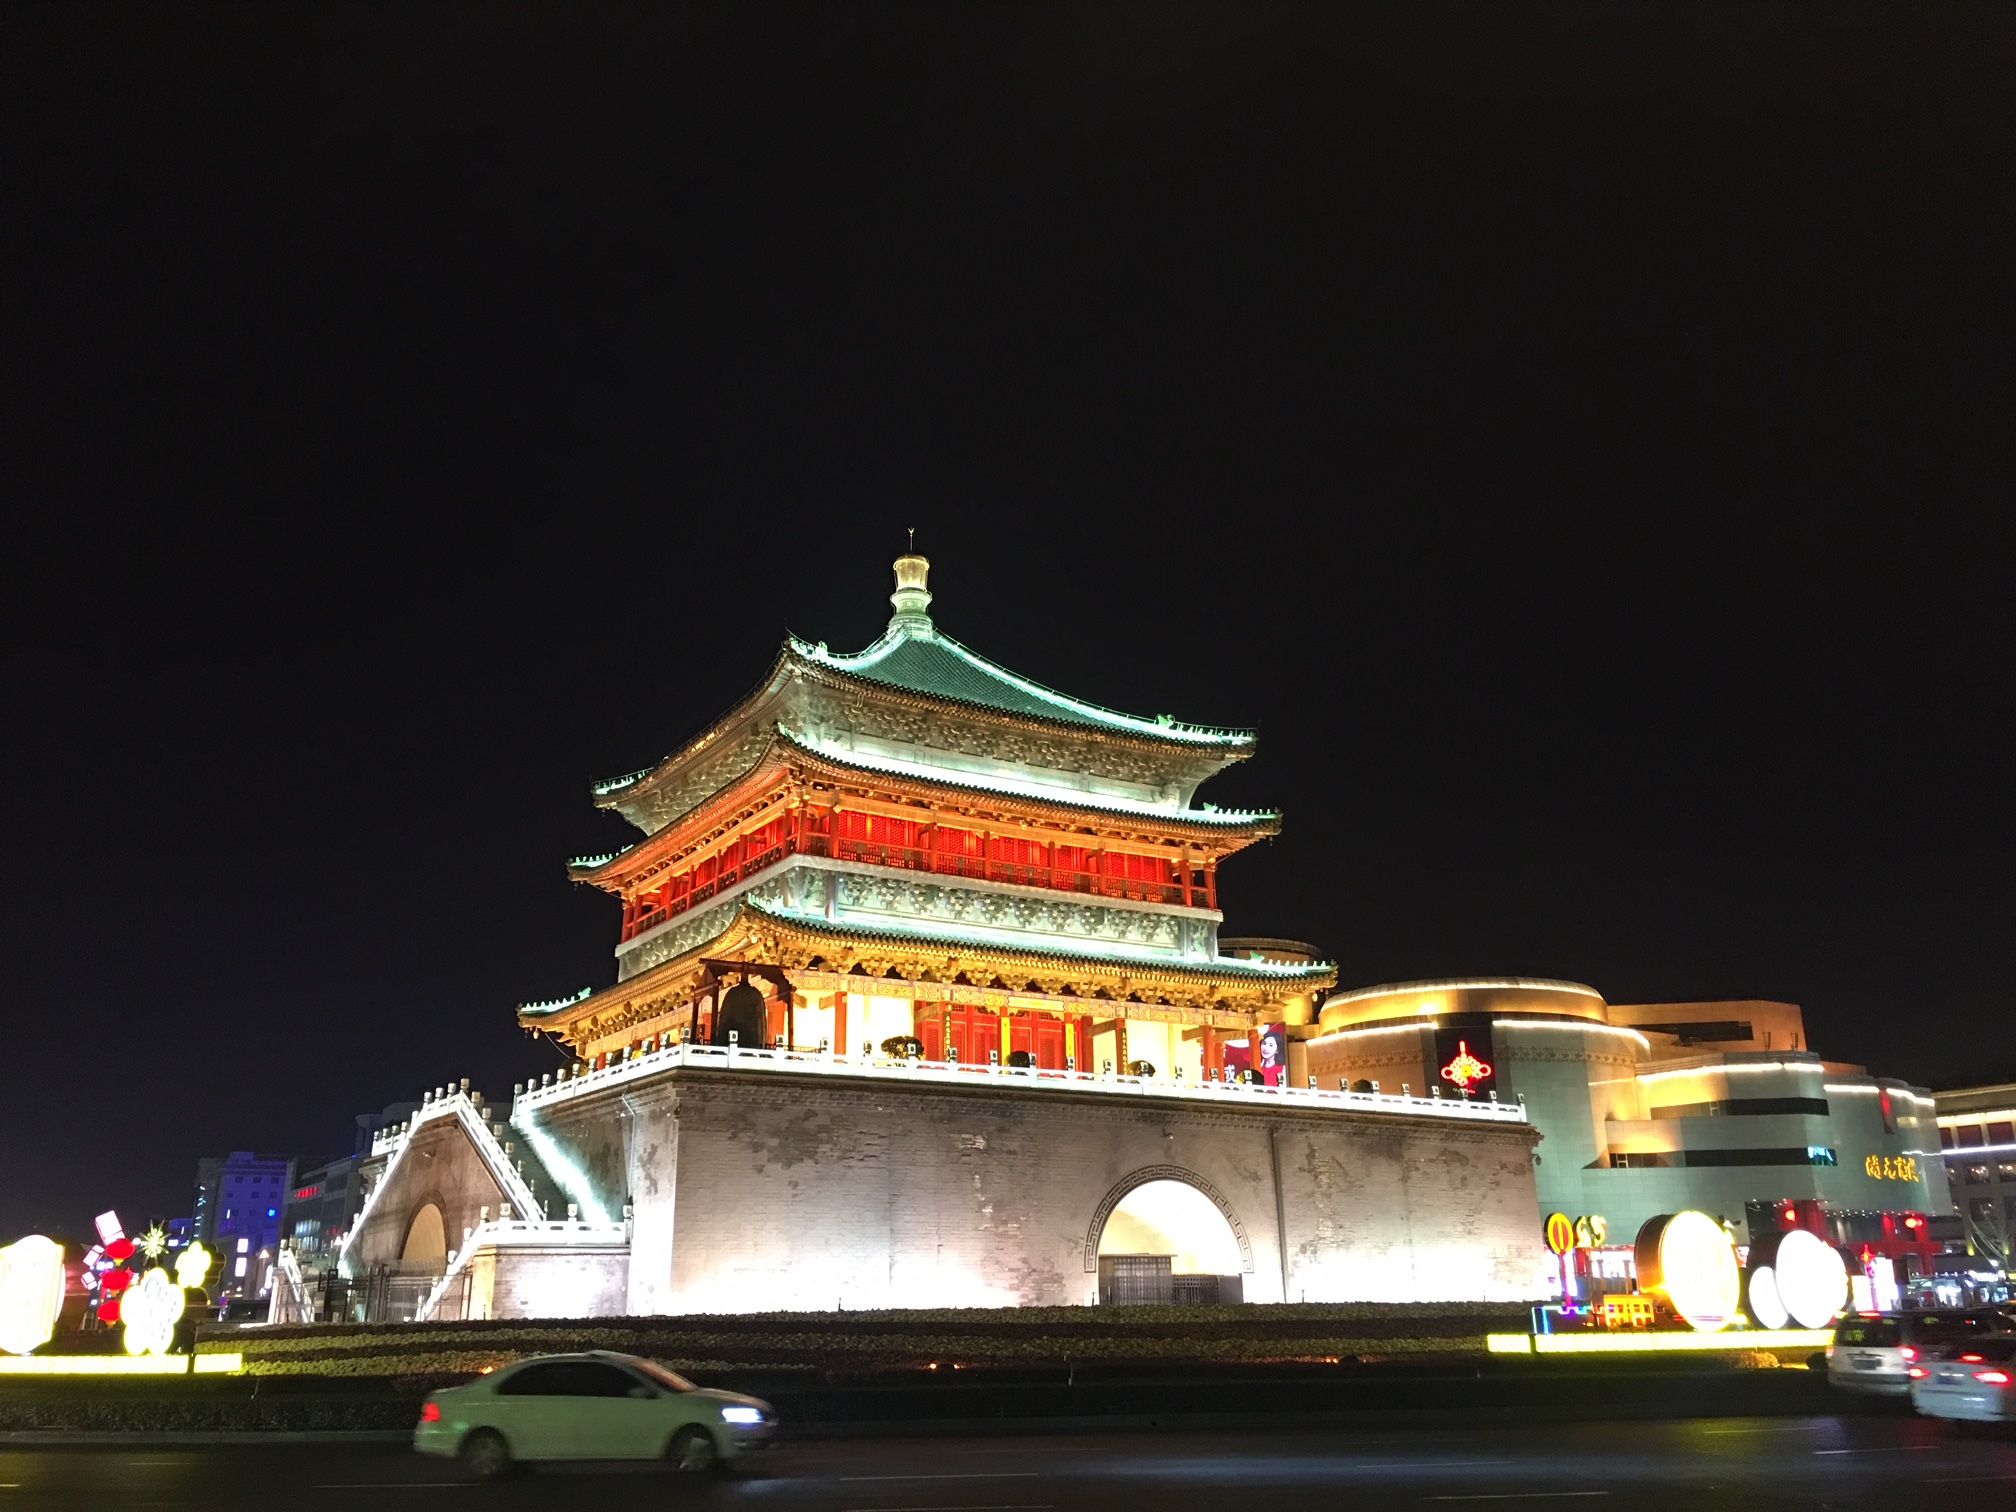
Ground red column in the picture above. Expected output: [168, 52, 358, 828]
[834, 992, 848, 1055]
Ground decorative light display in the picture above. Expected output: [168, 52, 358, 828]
[0, 1236, 67, 1355]
[1439, 1040, 1493, 1094]
[120, 1269, 186, 1356]
[138, 1225, 169, 1262]
[1544, 1212, 1575, 1254]
[1635, 1210, 1741, 1331]
[174, 1242, 213, 1293]
[1745, 1264, 1790, 1330]
[1771, 1228, 1848, 1329]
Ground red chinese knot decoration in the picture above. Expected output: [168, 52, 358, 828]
[1439, 1039, 1493, 1093]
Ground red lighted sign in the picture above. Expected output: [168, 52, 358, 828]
[1440, 1040, 1493, 1093]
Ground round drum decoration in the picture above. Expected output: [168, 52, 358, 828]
[1634, 1210, 1741, 1331]
[1771, 1228, 1849, 1329]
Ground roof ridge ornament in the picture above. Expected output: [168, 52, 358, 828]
[889, 549, 933, 635]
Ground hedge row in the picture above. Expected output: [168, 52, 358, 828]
[198, 1303, 1530, 1377]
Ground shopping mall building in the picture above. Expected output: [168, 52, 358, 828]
[1302, 980, 1945, 1248]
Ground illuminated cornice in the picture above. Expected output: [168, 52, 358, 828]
[1634, 1059, 1826, 1084]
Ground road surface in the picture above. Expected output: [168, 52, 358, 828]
[1, 1410, 2010, 1509]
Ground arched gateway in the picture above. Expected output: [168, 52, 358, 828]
[1085, 1166, 1253, 1304]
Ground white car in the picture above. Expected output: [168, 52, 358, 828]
[1827, 1310, 2013, 1397]
[413, 1351, 775, 1476]
[1911, 1337, 2016, 1423]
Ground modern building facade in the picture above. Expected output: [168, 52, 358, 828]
[327, 556, 1553, 1320]
[1304, 979, 1944, 1247]
[1931, 1082, 2016, 1293]
[194, 1151, 295, 1302]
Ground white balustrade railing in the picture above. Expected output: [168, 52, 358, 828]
[343, 1091, 545, 1274]
[510, 1038, 1528, 1124]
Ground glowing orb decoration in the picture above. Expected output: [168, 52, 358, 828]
[174, 1242, 213, 1292]
[1745, 1264, 1790, 1330]
[1772, 1229, 1849, 1329]
[0, 1236, 67, 1355]
[120, 1269, 185, 1356]
[1439, 1040, 1493, 1093]
[1635, 1211, 1741, 1331]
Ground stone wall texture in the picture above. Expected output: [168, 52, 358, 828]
[353, 1070, 1551, 1315]
[523, 1069, 1551, 1314]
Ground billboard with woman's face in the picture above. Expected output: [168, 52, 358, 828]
[1256, 1024, 1287, 1086]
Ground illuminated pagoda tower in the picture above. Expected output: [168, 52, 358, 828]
[526, 553, 1336, 1073]
[330, 552, 1546, 1318]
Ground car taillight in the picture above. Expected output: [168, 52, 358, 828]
[1898, 1346, 1916, 1361]
[1960, 1353, 1984, 1363]
[1907, 1366, 1928, 1378]
[419, 1401, 441, 1422]
[1975, 1370, 2011, 1385]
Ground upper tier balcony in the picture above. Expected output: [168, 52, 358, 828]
[622, 827, 1209, 942]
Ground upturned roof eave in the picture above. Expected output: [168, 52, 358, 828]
[785, 628, 1258, 748]
[587, 635, 1260, 833]
[520, 907, 1338, 1040]
[567, 730, 1282, 890]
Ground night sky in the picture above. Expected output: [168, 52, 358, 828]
[2, 4, 2010, 1240]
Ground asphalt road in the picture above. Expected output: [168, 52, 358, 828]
[2, 1412, 2011, 1510]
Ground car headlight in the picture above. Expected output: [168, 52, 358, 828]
[720, 1406, 765, 1425]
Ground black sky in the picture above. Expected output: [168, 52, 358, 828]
[1, 3, 2010, 1239]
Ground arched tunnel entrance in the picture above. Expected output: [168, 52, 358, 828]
[1094, 1177, 1248, 1305]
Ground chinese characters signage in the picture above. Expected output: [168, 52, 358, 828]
[1864, 1154, 1918, 1181]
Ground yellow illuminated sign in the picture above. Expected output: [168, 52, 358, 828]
[1489, 1329, 1830, 1355]
[1864, 1154, 1918, 1181]
[0, 1352, 243, 1376]
[0, 1236, 66, 1356]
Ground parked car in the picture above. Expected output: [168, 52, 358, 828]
[1827, 1311, 2014, 1397]
[1910, 1337, 2016, 1423]
[413, 1351, 775, 1477]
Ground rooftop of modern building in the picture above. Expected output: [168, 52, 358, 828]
[1932, 1083, 2016, 1118]
[1317, 977, 1607, 1032]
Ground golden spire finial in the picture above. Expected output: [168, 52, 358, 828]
[890, 540, 933, 631]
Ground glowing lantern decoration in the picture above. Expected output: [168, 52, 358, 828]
[1439, 1040, 1493, 1094]
[1771, 1228, 1848, 1328]
[120, 1268, 185, 1356]
[1745, 1264, 1790, 1330]
[1635, 1211, 1741, 1331]
[0, 1236, 67, 1355]
[174, 1242, 213, 1293]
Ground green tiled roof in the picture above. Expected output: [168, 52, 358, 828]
[788, 625, 1253, 746]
